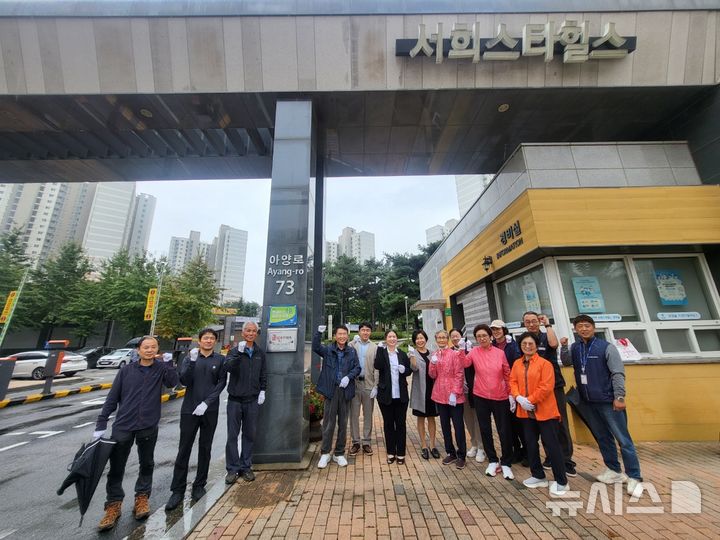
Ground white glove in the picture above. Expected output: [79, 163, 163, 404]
[463, 381, 469, 394]
[162, 352, 173, 363]
[237, 340, 246, 353]
[258, 390, 266, 405]
[189, 348, 199, 362]
[370, 387, 378, 399]
[516, 395, 535, 412]
[407, 345, 416, 356]
[448, 393, 457, 407]
[508, 395, 516, 413]
[339, 376, 349, 388]
[92, 430, 106, 440]
[430, 353, 438, 364]
[398, 364, 405, 374]
[318, 325, 327, 333]
[192, 401, 208, 416]
[459, 338, 472, 352]
[378, 341, 386, 349]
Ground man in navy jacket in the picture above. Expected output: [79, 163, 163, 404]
[312, 324, 361, 469]
[166, 328, 226, 511]
[94, 335, 179, 531]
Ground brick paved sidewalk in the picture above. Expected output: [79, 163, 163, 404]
[189, 407, 720, 540]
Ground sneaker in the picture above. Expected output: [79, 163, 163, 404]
[225, 471, 238, 484]
[523, 476, 549, 488]
[191, 486, 206, 502]
[133, 493, 150, 520]
[349, 443, 361, 456]
[550, 482, 569, 496]
[430, 448, 441, 459]
[565, 464, 577, 477]
[442, 455, 457, 465]
[627, 478, 643, 497]
[165, 492, 183, 511]
[241, 470, 256, 482]
[317, 453, 331, 469]
[467, 446, 478, 458]
[362, 444, 373, 455]
[596, 468, 627, 484]
[98, 501, 122, 531]
[333, 455, 348, 467]
[501, 465, 514, 480]
[485, 462, 499, 477]
[542, 458, 552, 470]
[475, 449, 486, 463]
[455, 458, 466, 470]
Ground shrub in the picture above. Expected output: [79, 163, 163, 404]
[303, 379, 324, 422]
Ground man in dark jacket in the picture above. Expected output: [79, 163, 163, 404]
[165, 328, 227, 511]
[312, 324, 361, 469]
[93, 335, 179, 531]
[224, 321, 266, 484]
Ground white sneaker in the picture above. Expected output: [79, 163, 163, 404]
[317, 453, 331, 469]
[523, 476, 548, 488]
[501, 465, 514, 480]
[485, 462, 499, 477]
[333, 455, 348, 467]
[550, 482, 569, 496]
[596, 468, 628, 484]
[475, 449, 486, 463]
[627, 478, 643, 497]
[467, 446, 478, 458]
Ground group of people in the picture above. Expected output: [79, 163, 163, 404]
[313, 312, 644, 498]
[91, 322, 266, 532]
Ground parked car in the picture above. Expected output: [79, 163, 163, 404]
[75, 346, 114, 369]
[96, 348, 134, 369]
[11, 351, 88, 380]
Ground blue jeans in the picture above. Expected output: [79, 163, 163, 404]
[586, 401, 642, 480]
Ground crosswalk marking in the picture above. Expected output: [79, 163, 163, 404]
[72, 422, 94, 429]
[29, 430, 64, 439]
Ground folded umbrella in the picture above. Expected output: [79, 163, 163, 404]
[58, 437, 116, 525]
[565, 386, 602, 444]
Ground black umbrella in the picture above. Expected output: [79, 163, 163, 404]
[57, 437, 116, 525]
[565, 386, 603, 444]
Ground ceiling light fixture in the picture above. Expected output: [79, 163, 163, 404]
[497, 103, 510, 113]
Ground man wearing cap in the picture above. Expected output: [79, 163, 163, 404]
[490, 319, 525, 464]
[520, 311, 576, 476]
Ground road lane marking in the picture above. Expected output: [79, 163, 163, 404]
[81, 397, 106, 405]
[73, 422, 94, 428]
[29, 430, 64, 438]
[0, 442, 28, 452]
[5, 432, 27, 436]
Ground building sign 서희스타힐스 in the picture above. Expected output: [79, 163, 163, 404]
[496, 220, 523, 260]
[396, 21, 636, 64]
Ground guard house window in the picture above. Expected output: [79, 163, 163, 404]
[497, 265, 554, 326]
[558, 259, 639, 322]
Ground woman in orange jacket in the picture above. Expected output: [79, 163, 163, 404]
[509, 332, 569, 495]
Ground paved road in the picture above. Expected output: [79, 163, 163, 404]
[0, 376, 230, 540]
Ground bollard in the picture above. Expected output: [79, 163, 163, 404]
[0, 356, 17, 401]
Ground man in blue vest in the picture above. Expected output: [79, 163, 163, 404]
[567, 314, 643, 497]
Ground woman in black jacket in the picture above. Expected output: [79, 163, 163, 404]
[374, 330, 412, 465]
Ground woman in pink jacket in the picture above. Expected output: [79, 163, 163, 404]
[468, 324, 517, 480]
[428, 329, 471, 469]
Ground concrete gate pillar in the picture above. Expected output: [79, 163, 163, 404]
[254, 101, 321, 463]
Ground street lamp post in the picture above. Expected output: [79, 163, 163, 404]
[404, 296, 409, 334]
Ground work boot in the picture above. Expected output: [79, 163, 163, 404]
[133, 493, 150, 520]
[98, 501, 122, 531]
[191, 486, 207, 502]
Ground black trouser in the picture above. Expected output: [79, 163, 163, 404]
[474, 396, 514, 466]
[106, 426, 158, 503]
[226, 399, 259, 474]
[320, 386, 349, 456]
[378, 399, 407, 456]
[541, 387, 575, 467]
[436, 403, 466, 458]
[523, 418, 568, 485]
[510, 413, 526, 458]
[170, 410, 219, 493]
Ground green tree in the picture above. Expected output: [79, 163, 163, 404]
[221, 297, 261, 317]
[155, 256, 219, 339]
[96, 250, 164, 337]
[0, 228, 29, 301]
[323, 255, 363, 325]
[354, 258, 385, 325]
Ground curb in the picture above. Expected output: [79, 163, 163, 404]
[0, 384, 185, 409]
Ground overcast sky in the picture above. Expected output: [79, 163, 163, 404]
[139, 176, 460, 303]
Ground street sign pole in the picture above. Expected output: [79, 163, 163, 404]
[149, 269, 164, 336]
[0, 268, 30, 349]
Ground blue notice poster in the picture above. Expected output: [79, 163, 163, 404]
[572, 276, 606, 314]
[654, 270, 688, 306]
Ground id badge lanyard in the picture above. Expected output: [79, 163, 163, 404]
[580, 338, 596, 385]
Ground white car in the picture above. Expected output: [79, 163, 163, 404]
[96, 348, 134, 369]
[11, 351, 88, 380]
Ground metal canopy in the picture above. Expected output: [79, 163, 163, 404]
[0, 85, 711, 181]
